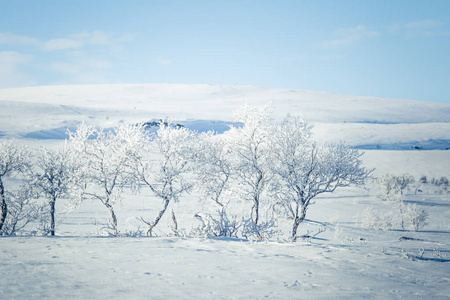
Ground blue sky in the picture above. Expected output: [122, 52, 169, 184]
[1, 0, 449, 103]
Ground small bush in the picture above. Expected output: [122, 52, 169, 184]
[439, 177, 449, 186]
[403, 203, 428, 231]
[362, 208, 395, 231]
[419, 176, 427, 184]
[334, 225, 354, 244]
[192, 211, 241, 238]
[241, 218, 279, 241]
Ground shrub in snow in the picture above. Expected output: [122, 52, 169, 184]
[419, 175, 427, 184]
[362, 207, 395, 231]
[412, 180, 423, 195]
[334, 224, 356, 244]
[241, 217, 279, 241]
[376, 173, 417, 230]
[371, 174, 429, 231]
[439, 176, 449, 186]
[430, 176, 448, 186]
[441, 187, 450, 195]
[377, 173, 414, 201]
[192, 211, 241, 238]
[402, 203, 428, 231]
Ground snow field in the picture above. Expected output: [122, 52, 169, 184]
[2, 182, 445, 298]
[1, 198, 449, 299]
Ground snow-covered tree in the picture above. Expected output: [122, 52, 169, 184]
[378, 174, 415, 201]
[192, 131, 241, 237]
[403, 203, 428, 231]
[2, 183, 47, 235]
[271, 115, 372, 241]
[33, 143, 81, 236]
[194, 131, 233, 210]
[362, 207, 395, 231]
[133, 122, 194, 236]
[0, 140, 31, 233]
[69, 123, 146, 235]
[225, 104, 274, 239]
[377, 173, 415, 229]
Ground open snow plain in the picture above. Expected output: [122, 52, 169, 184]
[0, 84, 449, 299]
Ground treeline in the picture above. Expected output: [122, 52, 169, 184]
[0, 104, 371, 240]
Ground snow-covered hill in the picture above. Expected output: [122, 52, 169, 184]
[1, 84, 449, 123]
[1, 84, 449, 151]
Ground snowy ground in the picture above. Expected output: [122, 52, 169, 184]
[1, 185, 449, 299]
[1, 233, 449, 299]
[0, 84, 449, 299]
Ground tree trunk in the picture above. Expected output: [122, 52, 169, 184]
[49, 195, 56, 236]
[147, 197, 170, 236]
[171, 209, 178, 236]
[252, 199, 264, 240]
[253, 199, 259, 226]
[0, 179, 7, 233]
[399, 202, 405, 230]
[104, 202, 118, 235]
[291, 205, 307, 241]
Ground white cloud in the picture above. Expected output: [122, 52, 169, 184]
[0, 30, 135, 52]
[0, 31, 134, 87]
[71, 31, 109, 45]
[51, 57, 111, 73]
[0, 51, 32, 65]
[403, 20, 442, 29]
[70, 31, 135, 48]
[42, 38, 84, 51]
[389, 20, 445, 37]
[0, 32, 39, 46]
[323, 25, 379, 47]
[0, 51, 35, 88]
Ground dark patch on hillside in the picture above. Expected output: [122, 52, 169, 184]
[354, 139, 450, 151]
